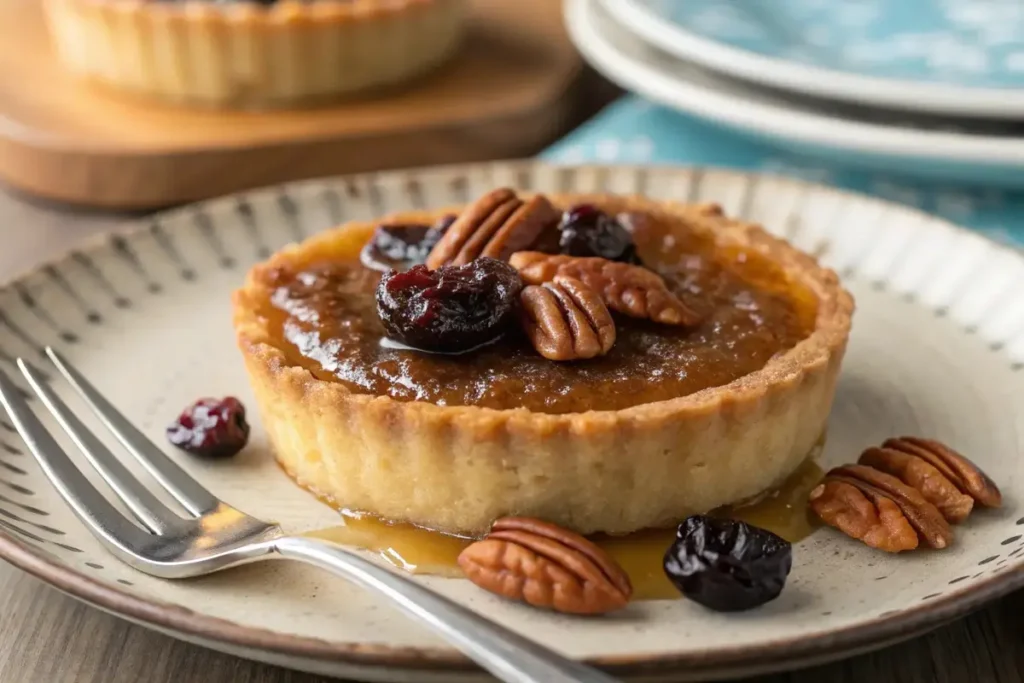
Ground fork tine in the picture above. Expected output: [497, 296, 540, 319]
[0, 368, 149, 550]
[45, 348, 220, 517]
[19, 360, 186, 535]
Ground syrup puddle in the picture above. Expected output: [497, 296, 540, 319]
[302, 458, 824, 601]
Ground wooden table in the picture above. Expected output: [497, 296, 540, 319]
[1, 192, 1022, 683]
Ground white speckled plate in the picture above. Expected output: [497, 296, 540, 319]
[599, 0, 1024, 120]
[568, 0, 1024, 188]
[0, 161, 1021, 682]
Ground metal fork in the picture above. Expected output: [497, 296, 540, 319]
[0, 347, 618, 683]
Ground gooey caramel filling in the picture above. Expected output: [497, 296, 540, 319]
[256, 211, 817, 414]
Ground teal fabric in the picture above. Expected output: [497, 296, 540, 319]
[541, 97, 1024, 248]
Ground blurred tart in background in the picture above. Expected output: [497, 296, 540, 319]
[42, 0, 468, 107]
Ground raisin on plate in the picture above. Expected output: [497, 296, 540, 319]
[663, 515, 792, 612]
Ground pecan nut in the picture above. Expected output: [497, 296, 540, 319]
[883, 437, 1002, 509]
[809, 480, 919, 552]
[457, 516, 633, 615]
[425, 189, 559, 268]
[859, 446, 974, 523]
[826, 464, 953, 549]
[509, 252, 700, 326]
[520, 276, 616, 361]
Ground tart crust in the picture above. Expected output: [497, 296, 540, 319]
[43, 0, 467, 107]
[233, 195, 854, 535]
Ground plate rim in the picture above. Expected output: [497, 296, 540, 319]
[0, 160, 1022, 679]
[568, 0, 1024, 167]
[7, 522, 1021, 680]
[600, 0, 1024, 121]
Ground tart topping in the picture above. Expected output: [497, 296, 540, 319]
[558, 204, 640, 264]
[519, 276, 616, 361]
[882, 437, 1002, 508]
[509, 251, 701, 326]
[663, 515, 792, 612]
[274, 189, 813, 412]
[809, 480, 920, 552]
[458, 516, 633, 615]
[425, 189, 559, 268]
[376, 257, 523, 353]
[167, 397, 250, 459]
[360, 215, 456, 273]
[811, 437, 1000, 552]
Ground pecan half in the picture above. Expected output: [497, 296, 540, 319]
[520, 276, 616, 361]
[509, 252, 700, 326]
[883, 437, 1002, 508]
[457, 516, 633, 615]
[425, 189, 558, 268]
[859, 447, 974, 523]
[809, 480, 919, 552]
[827, 465, 953, 549]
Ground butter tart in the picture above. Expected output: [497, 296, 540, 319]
[233, 192, 854, 535]
[43, 0, 467, 107]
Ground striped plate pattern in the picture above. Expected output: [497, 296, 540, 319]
[0, 162, 1021, 682]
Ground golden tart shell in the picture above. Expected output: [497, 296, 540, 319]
[233, 195, 854, 536]
[43, 0, 467, 107]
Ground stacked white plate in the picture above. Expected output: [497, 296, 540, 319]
[567, 0, 1024, 187]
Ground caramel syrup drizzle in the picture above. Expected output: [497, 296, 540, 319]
[302, 457, 824, 601]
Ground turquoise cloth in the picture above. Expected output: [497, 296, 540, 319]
[541, 97, 1024, 248]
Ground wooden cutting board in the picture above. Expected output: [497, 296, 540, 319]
[0, 0, 589, 210]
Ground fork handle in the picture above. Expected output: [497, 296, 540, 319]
[273, 536, 620, 683]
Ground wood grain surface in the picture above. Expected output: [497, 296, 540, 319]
[0, 0, 589, 209]
[1, 191, 1022, 683]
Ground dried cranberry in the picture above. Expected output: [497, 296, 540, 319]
[557, 204, 640, 264]
[663, 515, 792, 612]
[360, 214, 456, 273]
[376, 257, 523, 353]
[167, 397, 250, 459]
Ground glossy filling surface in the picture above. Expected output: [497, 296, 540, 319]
[260, 212, 816, 414]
